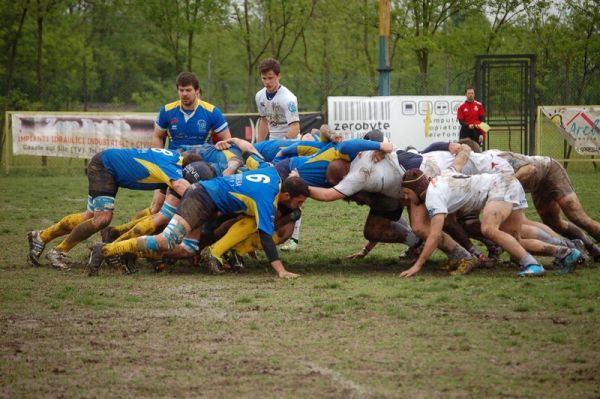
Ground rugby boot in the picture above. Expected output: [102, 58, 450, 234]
[199, 247, 225, 275]
[517, 264, 545, 277]
[558, 248, 583, 275]
[122, 253, 138, 274]
[46, 249, 71, 271]
[100, 227, 119, 243]
[280, 239, 299, 251]
[27, 230, 46, 266]
[570, 239, 589, 265]
[439, 258, 459, 271]
[225, 250, 246, 273]
[450, 257, 480, 276]
[87, 243, 105, 276]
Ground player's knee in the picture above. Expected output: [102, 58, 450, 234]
[480, 224, 500, 239]
[92, 212, 113, 229]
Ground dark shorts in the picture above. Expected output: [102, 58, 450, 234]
[532, 160, 574, 209]
[87, 152, 118, 198]
[175, 184, 218, 231]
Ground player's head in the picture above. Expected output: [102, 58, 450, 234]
[363, 129, 384, 143]
[258, 58, 281, 92]
[326, 159, 350, 186]
[465, 86, 475, 102]
[279, 176, 309, 209]
[181, 151, 202, 167]
[183, 161, 216, 184]
[402, 168, 429, 204]
[176, 72, 201, 107]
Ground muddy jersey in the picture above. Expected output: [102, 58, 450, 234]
[255, 85, 299, 139]
[425, 172, 527, 217]
[419, 151, 455, 177]
[289, 139, 382, 187]
[489, 150, 552, 192]
[461, 151, 514, 175]
[334, 151, 405, 198]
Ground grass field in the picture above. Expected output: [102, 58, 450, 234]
[2, 171, 600, 398]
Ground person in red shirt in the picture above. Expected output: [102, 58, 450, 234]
[457, 86, 486, 144]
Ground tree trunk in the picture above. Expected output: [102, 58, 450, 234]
[416, 47, 429, 94]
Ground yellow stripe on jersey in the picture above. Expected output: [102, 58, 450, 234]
[164, 100, 181, 112]
[223, 149, 236, 161]
[296, 145, 320, 156]
[305, 148, 350, 164]
[230, 192, 259, 227]
[198, 100, 216, 112]
[245, 156, 261, 170]
[134, 158, 174, 188]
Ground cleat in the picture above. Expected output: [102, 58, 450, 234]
[570, 239, 589, 265]
[450, 257, 479, 276]
[558, 248, 582, 274]
[46, 249, 71, 270]
[518, 264, 545, 277]
[199, 247, 225, 275]
[224, 250, 246, 273]
[400, 242, 423, 262]
[487, 245, 503, 262]
[27, 230, 46, 266]
[122, 253, 138, 274]
[100, 227, 118, 243]
[439, 258, 459, 271]
[87, 243, 105, 276]
[280, 239, 299, 251]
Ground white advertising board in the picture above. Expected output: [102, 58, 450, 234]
[328, 96, 464, 150]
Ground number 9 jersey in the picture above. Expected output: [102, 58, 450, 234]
[199, 158, 281, 236]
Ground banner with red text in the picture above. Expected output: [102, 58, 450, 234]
[11, 113, 155, 158]
[541, 106, 600, 155]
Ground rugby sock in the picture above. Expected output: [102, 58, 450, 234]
[210, 217, 256, 258]
[404, 231, 421, 247]
[114, 216, 157, 242]
[233, 232, 282, 256]
[519, 254, 538, 267]
[103, 238, 141, 257]
[111, 215, 152, 237]
[55, 219, 98, 252]
[535, 229, 563, 246]
[291, 218, 301, 242]
[131, 207, 152, 221]
[40, 213, 86, 242]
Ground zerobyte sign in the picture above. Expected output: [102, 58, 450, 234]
[327, 96, 464, 150]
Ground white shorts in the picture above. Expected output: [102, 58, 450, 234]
[487, 175, 528, 210]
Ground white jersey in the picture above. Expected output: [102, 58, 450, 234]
[425, 172, 527, 217]
[334, 151, 405, 198]
[255, 85, 300, 139]
[419, 151, 455, 177]
[462, 151, 514, 175]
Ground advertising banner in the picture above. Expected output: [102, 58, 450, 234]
[11, 113, 155, 158]
[541, 106, 600, 155]
[327, 96, 464, 149]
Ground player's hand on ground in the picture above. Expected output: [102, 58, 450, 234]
[399, 264, 422, 278]
[347, 250, 367, 260]
[278, 270, 300, 279]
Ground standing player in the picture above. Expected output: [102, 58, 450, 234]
[255, 58, 302, 250]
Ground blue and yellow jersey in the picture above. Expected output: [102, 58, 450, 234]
[155, 99, 228, 150]
[254, 140, 325, 162]
[289, 139, 381, 187]
[101, 148, 183, 190]
[200, 162, 281, 236]
[183, 143, 242, 176]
